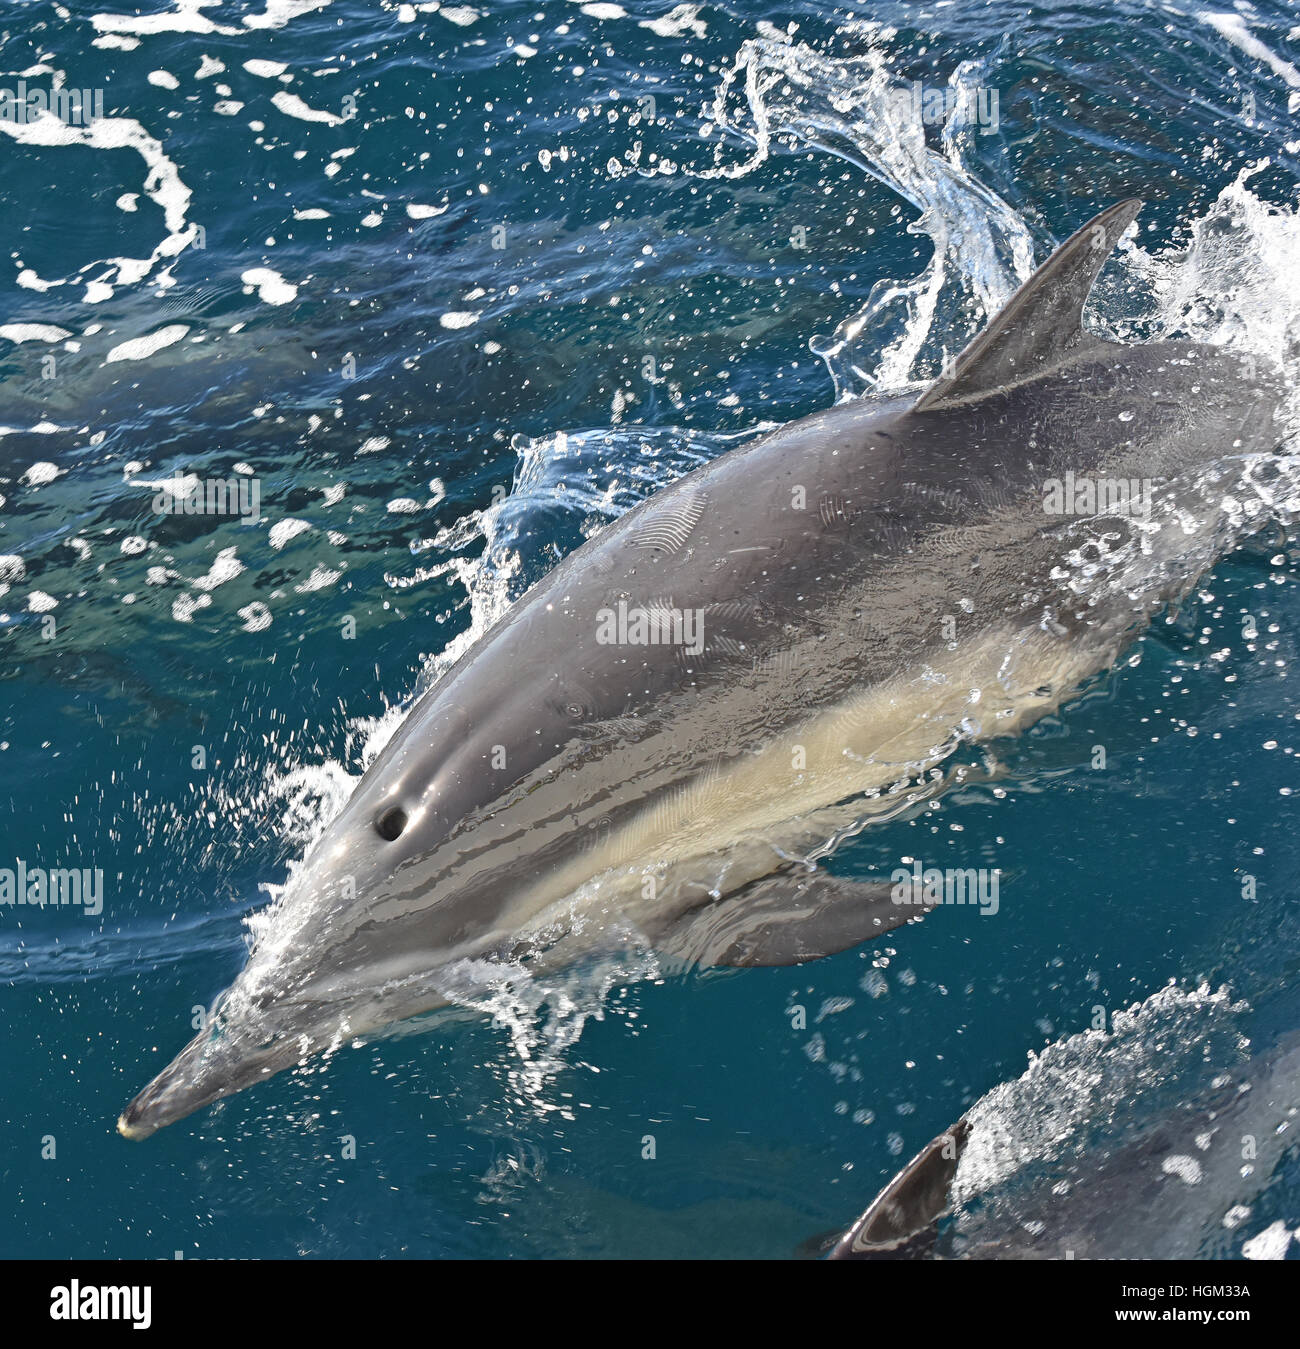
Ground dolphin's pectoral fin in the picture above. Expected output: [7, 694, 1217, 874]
[828, 1117, 971, 1260]
[657, 867, 935, 969]
[915, 197, 1142, 412]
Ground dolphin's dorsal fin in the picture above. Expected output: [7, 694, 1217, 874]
[914, 198, 1142, 412]
[829, 1117, 971, 1258]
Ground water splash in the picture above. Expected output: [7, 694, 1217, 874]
[955, 980, 1250, 1201]
[686, 28, 1035, 398]
[430, 942, 660, 1117]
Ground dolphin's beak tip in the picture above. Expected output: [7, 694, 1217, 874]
[117, 1103, 157, 1141]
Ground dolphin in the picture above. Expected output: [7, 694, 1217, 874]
[119, 199, 1285, 1137]
[827, 1032, 1300, 1260]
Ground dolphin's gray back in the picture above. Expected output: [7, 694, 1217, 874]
[327, 333, 1279, 947]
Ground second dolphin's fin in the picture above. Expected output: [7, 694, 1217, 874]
[914, 198, 1142, 411]
[827, 1117, 971, 1259]
[657, 866, 935, 968]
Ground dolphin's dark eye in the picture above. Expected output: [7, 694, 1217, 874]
[375, 807, 408, 841]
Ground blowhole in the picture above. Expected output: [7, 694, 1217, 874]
[375, 806, 408, 841]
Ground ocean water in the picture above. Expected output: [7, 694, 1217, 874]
[1, 0, 1299, 1259]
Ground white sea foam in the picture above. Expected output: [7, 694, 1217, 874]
[242, 0, 332, 29]
[92, 0, 232, 37]
[1242, 1220, 1297, 1260]
[294, 564, 343, 592]
[0, 111, 197, 303]
[191, 546, 245, 592]
[269, 519, 311, 549]
[241, 267, 298, 305]
[272, 90, 344, 125]
[92, 0, 331, 37]
[238, 601, 273, 632]
[21, 462, 64, 486]
[106, 324, 189, 363]
[0, 324, 71, 343]
[640, 3, 706, 38]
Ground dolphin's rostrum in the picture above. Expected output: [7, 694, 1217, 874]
[119, 200, 1284, 1138]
